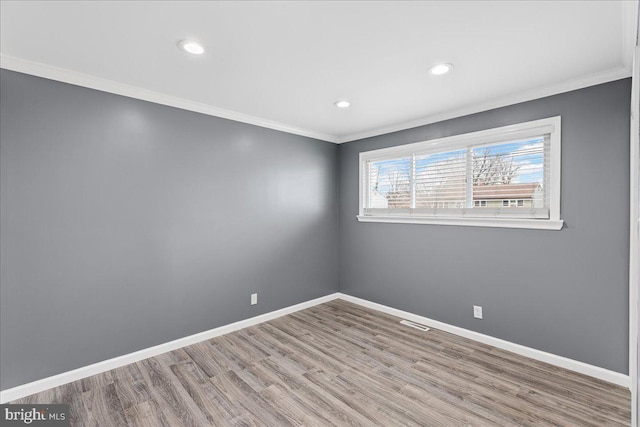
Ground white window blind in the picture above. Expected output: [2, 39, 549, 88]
[358, 117, 562, 229]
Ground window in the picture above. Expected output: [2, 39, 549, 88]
[358, 117, 562, 230]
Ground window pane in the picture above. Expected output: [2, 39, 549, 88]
[415, 149, 467, 208]
[367, 158, 411, 209]
[472, 138, 545, 209]
[359, 117, 559, 226]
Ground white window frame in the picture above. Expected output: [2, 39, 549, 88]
[357, 116, 563, 230]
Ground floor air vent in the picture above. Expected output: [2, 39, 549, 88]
[400, 319, 430, 331]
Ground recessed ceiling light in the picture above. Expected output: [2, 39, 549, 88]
[334, 100, 351, 108]
[429, 63, 453, 75]
[178, 40, 205, 55]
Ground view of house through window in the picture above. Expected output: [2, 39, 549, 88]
[359, 117, 561, 227]
[366, 138, 546, 212]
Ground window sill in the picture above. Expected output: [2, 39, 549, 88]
[356, 215, 564, 230]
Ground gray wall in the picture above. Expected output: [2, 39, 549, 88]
[0, 69, 338, 390]
[338, 79, 631, 374]
[0, 68, 631, 390]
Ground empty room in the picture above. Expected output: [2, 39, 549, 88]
[1, 1, 640, 426]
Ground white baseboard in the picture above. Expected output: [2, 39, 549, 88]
[337, 293, 631, 389]
[1, 291, 629, 403]
[0, 293, 341, 403]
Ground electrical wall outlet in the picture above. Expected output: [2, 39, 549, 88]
[251, 293, 257, 306]
[473, 305, 483, 319]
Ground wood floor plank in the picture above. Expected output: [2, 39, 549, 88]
[259, 383, 323, 427]
[112, 365, 153, 412]
[248, 363, 338, 426]
[81, 383, 128, 427]
[169, 362, 227, 424]
[9, 300, 631, 426]
[301, 369, 406, 426]
[139, 357, 211, 426]
[209, 370, 294, 427]
[255, 358, 378, 426]
[123, 401, 163, 427]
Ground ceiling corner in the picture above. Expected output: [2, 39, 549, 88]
[623, 0, 640, 69]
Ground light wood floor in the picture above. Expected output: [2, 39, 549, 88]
[12, 300, 630, 426]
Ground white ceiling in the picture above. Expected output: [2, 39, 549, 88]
[0, 1, 637, 143]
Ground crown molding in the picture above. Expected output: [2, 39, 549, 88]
[335, 65, 632, 143]
[1, 54, 631, 146]
[0, 54, 339, 143]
